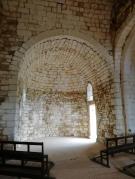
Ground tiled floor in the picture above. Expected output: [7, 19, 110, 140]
[0, 137, 134, 179]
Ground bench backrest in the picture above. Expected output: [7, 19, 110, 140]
[106, 135, 135, 149]
[0, 141, 49, 178]
[0, 141, 44, 154]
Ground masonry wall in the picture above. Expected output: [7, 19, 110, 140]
[15, 76, 115, 142]
[0, 1, 18, 140]
[123, 38, 135, 134]
[0, 0, 115, 141]
[124, 80, 135, 133]
[16, 0, 113, 51]
[112, 0, 135, 135]
[94, 80, 115, 141]
[15, 88, 89, 141]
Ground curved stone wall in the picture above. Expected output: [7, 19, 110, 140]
[0, 0, 115, 141]
[14, 36, 115, 141]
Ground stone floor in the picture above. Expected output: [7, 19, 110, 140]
[51, 157, 133, 179]
[44, 137, 103, 161]
[0, 137, 134, 179]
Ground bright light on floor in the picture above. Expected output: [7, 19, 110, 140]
[66, 137, 96, 144]
[19, 137, 100, 162]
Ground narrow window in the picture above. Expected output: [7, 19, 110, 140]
[87, 83, 97, 140]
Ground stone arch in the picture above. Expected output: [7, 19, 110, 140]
[12, 29, 113, 73]
[114, 13, 135, 135]
[6, 29, 115, 142]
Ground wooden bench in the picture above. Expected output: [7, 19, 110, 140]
[91, 135, 135, 167]
[0, 141, 55, 179]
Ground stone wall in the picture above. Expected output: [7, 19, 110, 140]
[94, 80, 115, 141]
[111, 0, 135, 31]
[124, 80, 135, 133]
[0, 0, 116, 142]
[121, 31, 135, 134]
[0, 0, 19, 140]
[114, 2, 135, 135]
[14, 35, 115, 142]
[15, 77, 115, 142]
[16, 0, 113, 51]
[15, 88, 88, 141]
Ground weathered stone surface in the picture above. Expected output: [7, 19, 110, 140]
[15, 90, 89, 140]
[0, 0, 134, 142]
[13, 36, 115, 141]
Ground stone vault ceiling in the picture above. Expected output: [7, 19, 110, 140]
[18, 36, 111, 92]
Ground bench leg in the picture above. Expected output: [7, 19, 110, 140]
[100, 151, 110, 167]
[44, 155, 49, 177]
[100, 151, 103, 164]
[106, 153, 110, 167]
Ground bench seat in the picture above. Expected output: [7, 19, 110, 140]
[0, 150, 44, 161]
[0, 164, 50, 179]
[101, 143, 135, 154]
[91, 135, 135, 167]
[0, 141, 55, 179]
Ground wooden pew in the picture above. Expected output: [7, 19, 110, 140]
[91, 135, 135, 167]
[0, 141, 55, 179]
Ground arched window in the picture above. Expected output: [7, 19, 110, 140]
[23, 88, 26, 102]
[87, 83, 93, 101]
